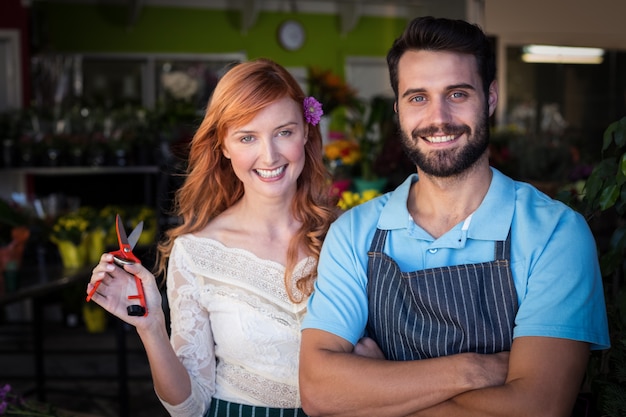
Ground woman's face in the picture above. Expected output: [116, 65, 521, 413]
[222, 96, 308, 200]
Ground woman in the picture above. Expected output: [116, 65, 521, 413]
[86, 58, 337, 416]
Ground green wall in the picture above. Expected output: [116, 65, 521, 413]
[36, 3, 410, 77]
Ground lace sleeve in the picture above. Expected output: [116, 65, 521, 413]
[158, 239, 217, 417]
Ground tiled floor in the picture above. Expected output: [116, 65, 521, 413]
[0, 309, 169, 417]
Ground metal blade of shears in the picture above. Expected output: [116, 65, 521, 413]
[116, 214, 130, 248]
[127, 221, 144, 250]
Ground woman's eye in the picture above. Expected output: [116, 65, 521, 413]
[278, 129, 292, 137]
[240, 135, 254, 143]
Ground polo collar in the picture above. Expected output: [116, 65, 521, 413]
[378, 169, 514, 242]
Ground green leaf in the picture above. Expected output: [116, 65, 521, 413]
[616, 187, 626, 216]
[609, 226, 626, 254]
[603, 121, 617, 151]
[600, 249, 620, 277]
[595, 158, 618, 180]
[615, 122, 626, 148]
[617, 117, 626, 147]
[585, 159, 616, 204]
[599, 184, 620, 210]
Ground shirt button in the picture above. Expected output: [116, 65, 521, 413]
[428, 248, 438, 254]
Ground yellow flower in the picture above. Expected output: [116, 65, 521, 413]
[50, 213, 89, 245]
[337, 189, 381, 210]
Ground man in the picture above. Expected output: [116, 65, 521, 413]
[300, 16, 610, 417]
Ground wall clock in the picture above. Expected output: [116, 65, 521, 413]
[278, 19, 306, 51]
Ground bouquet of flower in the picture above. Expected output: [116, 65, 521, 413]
[0, 384, 72, 416]
[344, 96, 394, 181]
[324, 138, 361, 180]
[49, 212, 89, 246]
[324, 139, 361, 166]
[161, 70, 199, 102]
[307, 67, 357, 115]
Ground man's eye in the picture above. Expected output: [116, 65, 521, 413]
[410, 96, 426, 102]
[451, 92, 467, 99]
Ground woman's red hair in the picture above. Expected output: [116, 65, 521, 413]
[155, 58, 336, 302]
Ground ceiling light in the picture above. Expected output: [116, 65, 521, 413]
[522, 45, 605, 64]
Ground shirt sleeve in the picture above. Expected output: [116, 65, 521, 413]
[302, 210, 371, 346]
[512, 206, 610, 351]
[158, 239, 217, 417]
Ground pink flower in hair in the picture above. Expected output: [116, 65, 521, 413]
[303, 96, 323, 126]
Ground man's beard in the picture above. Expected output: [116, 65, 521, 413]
[399, 111, 490, 178]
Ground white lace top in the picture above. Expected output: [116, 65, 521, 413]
[158, 234, 315, 417]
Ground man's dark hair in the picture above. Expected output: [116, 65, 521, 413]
[386, 16, 496, 99]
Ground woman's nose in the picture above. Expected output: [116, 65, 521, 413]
[259, 137, 279, 163]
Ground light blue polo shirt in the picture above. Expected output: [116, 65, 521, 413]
[303, 169, 610, 351]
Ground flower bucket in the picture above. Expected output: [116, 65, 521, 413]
[56, 240, 86, 269]
[85, 229, 106, 264]
[83, 304, 107, 333]
[353, 177, 387, 194]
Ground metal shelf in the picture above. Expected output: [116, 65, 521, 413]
[0, 166, 160, 176]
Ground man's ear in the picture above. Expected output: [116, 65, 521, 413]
[488, 80, 499, 117]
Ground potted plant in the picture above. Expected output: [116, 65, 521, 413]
[306, 66, 357, 117]
[557, 116, 626, 416]
[49, 212, 89, 269]
[344, 96, 395, 192]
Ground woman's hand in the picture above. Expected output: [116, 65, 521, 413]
[86, 253, 164, 330]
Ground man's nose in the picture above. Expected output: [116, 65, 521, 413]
[426, 97, 452, 124]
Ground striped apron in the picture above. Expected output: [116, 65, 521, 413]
[366, 227, 518, 360]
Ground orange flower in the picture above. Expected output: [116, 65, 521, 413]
[324, 139, 360, 165]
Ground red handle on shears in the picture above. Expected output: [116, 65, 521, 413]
[86, 215, 148, 317]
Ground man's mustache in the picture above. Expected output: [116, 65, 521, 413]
[412, 124, 471, 139]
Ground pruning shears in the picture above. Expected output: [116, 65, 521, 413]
[86, 214, 148, 317]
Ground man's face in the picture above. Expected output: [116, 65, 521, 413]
[395, 50, 498, 177]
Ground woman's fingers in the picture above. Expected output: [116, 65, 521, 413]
[85, 255, 165, 328]
[122, 263, 163, 311]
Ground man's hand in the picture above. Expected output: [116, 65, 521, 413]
[354, 336, 386, 359]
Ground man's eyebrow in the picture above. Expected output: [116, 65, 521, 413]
[448, 83, 476, 91]
[400, 83, 477, 99]
[401, 88, 427, 99]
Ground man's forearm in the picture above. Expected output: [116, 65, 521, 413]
[409, 337, 590, 417]
[300, 330, 509, 417]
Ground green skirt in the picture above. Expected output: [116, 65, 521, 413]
[206, 398, 308, 417]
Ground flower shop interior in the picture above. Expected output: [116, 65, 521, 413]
[1, 0, 626, 415]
